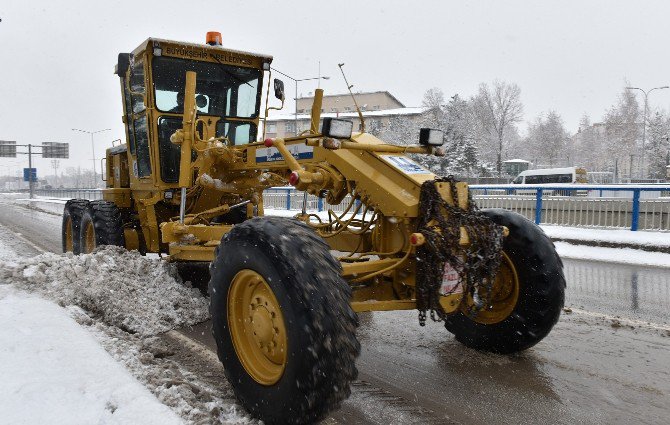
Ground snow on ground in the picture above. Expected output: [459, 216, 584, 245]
[0, 246, 209, 336]
[16, 196, 67, 204]
[555, 242, 670, 268]
[64, 304, 254, 424]
[0, 226, 254, 424]
[0, 285, 183, 425]
[14, 197, 67, 215]
[542, 225, 670, 247]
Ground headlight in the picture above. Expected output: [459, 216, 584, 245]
[419, 128, 445, 146]
[322, 118, 353, 139]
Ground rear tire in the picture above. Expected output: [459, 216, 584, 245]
[209, 217, 359, 424]
[62, 199, 89, 254]
[79, 200, 125, 254]
[444, 209, 565, 354]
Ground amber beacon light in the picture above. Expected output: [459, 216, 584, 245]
[206, 31, 222, 46]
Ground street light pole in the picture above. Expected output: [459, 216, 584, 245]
[72, 128, 111, 187]
[271, 69, 329, 136]
[625, 85, 669, 178]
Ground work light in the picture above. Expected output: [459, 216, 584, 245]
[419, 128, 445, 146]
[322, 118, 354, 139]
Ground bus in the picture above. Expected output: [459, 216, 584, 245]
[512, 167, 588, 184]
[511, 167, 588, 196]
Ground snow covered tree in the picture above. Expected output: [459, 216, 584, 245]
[573, 115, 595, 169]
[470, 81, 523, 175]
[441, 94, 478, 175]
[524, 110, 569, 167]
[380, 114, 420, 146]
[421, 87, 446, 110]
[646, 110, 670, 180]
[604, 86, 641, 178]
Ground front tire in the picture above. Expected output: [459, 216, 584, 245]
[62, 199, 89, 254]
[445, 209, 565, 354]
[79, 200, 125, 254]
[209, 217, 359, 424]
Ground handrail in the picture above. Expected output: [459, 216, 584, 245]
[471, 184, 670, 191]
[23, 186, 670, 232]
[469, 184, 670, 231]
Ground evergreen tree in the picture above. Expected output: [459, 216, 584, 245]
[646, 111, 670, 180]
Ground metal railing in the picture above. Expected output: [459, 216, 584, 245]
[564, 260, 670, 316]
[23, 184, 670, 231]
[470, 184, 670, 231]
[33, 188, 104, 200]
[27, 187, 353, 214]
[263, 187, 353, 214]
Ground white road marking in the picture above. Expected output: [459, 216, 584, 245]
[0, 223, 46, 254]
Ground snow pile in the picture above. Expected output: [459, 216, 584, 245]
[0, 286, 183, 425]
[199, 173, 235, 191]
[67, 307, 255, 424]
[0, 246, 209, 336]
[542, 225, 670, 248]
[554, 242, 670, 268]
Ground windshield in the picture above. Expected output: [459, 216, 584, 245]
[152, 56, 261, 118]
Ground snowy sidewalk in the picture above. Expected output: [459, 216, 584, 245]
[0, 285, 183, 425]
[542, 225, 670, 253]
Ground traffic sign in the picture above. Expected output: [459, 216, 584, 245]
[42, 142, 69, 158]
[0, 140, 16, 158]
[23, 168, 37, 182]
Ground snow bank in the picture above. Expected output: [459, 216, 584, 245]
[542, 225, 670, 247]
[0, 286, 183, 425]
[0, 246, 209, 336]
[555, 242, 670, 268]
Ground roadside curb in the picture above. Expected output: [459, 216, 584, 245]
[550, 237, 670, 254]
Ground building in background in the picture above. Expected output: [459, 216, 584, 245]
[265, 91, 423, 138]
[296, 91, 405, 114]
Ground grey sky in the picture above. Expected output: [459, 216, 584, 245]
[1, 0, 670, 174]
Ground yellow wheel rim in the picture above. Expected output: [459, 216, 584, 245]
[227, 269, 287, 386]
[82, 220, 96, 254]
[462, 252, 520, 325]
[64, 217, 73, 252]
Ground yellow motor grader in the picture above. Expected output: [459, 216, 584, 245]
[61, 33, 565, 424]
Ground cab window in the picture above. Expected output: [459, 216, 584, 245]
[152, 56, 261, 118]
[216, 121, 257, 145]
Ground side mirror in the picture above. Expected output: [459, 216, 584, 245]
[129, 56, 146, 95]
[116, 53, 130, 77]
[274, 79, 285, 101]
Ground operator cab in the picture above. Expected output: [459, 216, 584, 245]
[113, 35, 272, 187]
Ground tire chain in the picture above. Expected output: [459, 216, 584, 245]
[415, 176, 504, 326]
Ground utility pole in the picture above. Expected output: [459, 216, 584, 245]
[271, 69, 329, 136]
[51, 159, 60, 186]
[72, 128, 110, 187]
[625, 85, 669, 179]
[28, 144, 33, 199]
